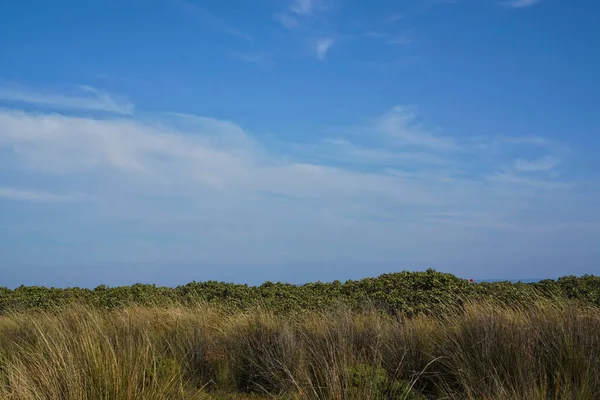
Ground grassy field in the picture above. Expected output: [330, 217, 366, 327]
[0, 271, 598, 399]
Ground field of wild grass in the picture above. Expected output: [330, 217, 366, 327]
[0, 299, 598, 399]
[0, 270, 598, 399]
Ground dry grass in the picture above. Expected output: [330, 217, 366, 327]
[0, 301, 597, 399]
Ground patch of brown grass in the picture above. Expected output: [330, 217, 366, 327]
[0, 301, 597, 399]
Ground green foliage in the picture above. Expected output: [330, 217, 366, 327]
[1, 269, 599, 315]
[148, 356, 181, 384]
[346, 364, 426, 400]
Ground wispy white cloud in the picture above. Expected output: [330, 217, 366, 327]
[0, 110, 255, 178]
[504, 0, 542, 8]
[387, 35, 414, 45]
[358, 30, 414, 44]
[375, 106, 456, 150]
[362, 31, 388, 39]
[388, 14, 405, 22]
[324, 138, 449, 165]
[358, 29, 416, 47]
[356, 57, 420, 72]
[0, 187, 83, 202]
[275, 0, 334, 61]
[290, 0, 328, 15]
[288, 138, 450, 168]
[0, 105, 566, 202]
[276, 0, 328, 31]
[291, 0, 311, 14]
[514, 156, 560, 172]
[489, 173, 572, 190]
[0, 109, 434, 204]
[230, 52, 271, 66]
[233, 53, 263, 63]
[175, 0, 253, 40]
[1, 92, 595, 281]
[315, 38, 335, 60]
[501, 136, 550, 146]
[0, 84, 133, 115]
[274, 13, 300, 30]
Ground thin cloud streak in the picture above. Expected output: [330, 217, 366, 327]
[230, 52, 271, 66]
[315, 38, 335, 60]
[275, 13, 300, 30]
[388, 14, 405, 22]
[291, 0, 328, 15]
[504, 0, 542, 8]
[514, 156, 560, 172]
[0, 84, 133, 115]
[0, 187, 83, 202]
[175, 0, 253, 40]
[388, 36, 414, 45]
[376, 106, 456, 150]
[489, 173, 572, 190]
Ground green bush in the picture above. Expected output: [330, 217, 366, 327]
[1, 269, 599, 315]
[347, 364, 426, 400]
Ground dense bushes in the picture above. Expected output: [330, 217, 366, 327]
[0, 270, 599, 399]
[1, 269, 599, 314]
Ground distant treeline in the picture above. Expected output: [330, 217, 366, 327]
[1, 269, 599, 314]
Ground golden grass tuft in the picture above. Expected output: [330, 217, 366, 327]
[0, 301, 597, 399]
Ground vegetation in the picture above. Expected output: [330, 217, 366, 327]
[1, 269, 600, 314]
[0, 270, 598, 399]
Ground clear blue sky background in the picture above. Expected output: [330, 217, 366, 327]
[0, 0, 599, 287]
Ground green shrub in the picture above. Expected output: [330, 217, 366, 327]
[347, 364, 426, 400]
[1, 270, 599, 317]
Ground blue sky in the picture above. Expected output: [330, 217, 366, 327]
[0, 0, 599, 287]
